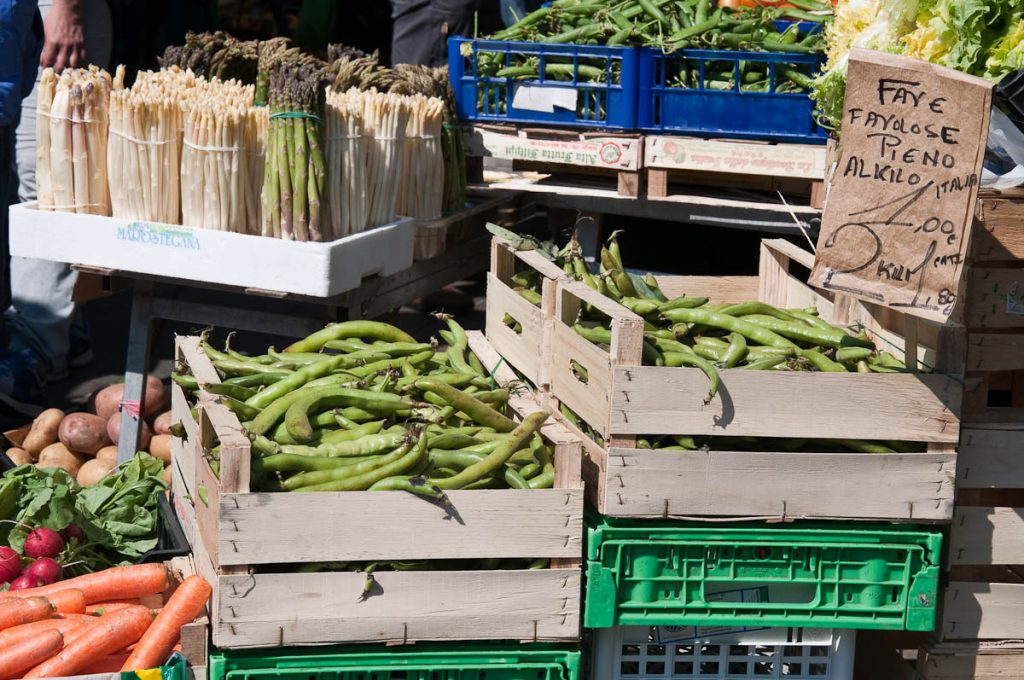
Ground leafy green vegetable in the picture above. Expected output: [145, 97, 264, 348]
[0, 453, 167, 569]
[0, 466, 78, 552]
[75, 453, 167, 559]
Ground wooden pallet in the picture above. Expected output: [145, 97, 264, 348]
[463, 124, 644, 198]
[171, 334, 583, 649]
[643, 136, 828, 207]
[545, 239, 961, 522]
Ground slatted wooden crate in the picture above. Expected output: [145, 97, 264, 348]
[170, 334, 584, 649]
[464, 125, 644, 198]
[485, 237, 568, 391]
[961, 195, 1024, 424]
[643, 136, 828, 208]
[546, 239, 962, 521]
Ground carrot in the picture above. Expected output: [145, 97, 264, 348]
[86, 601, 137, 615]
[45, 588, 86, 614]
[79, 652, 131, 675]
[121, 575, 211, 672]
[3, 564, 170, 604]
[24, 606, 153, 679]
[0, 629, 64, 680]
[0, 614, 94, 647]
[0, 597, 55, 632]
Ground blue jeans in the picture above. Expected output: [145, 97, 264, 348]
[500, 0, 545, 27]
[8, 0, 112, 377]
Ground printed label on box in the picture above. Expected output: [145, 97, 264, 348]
[655, 587, 770, 643]
[116, 222, 201, 250]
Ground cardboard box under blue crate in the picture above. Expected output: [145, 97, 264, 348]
[637, 48, 828, 144]
[584, 515, 942, 633]
[209, 644, 581, 680]
[449, 37, 640, 130]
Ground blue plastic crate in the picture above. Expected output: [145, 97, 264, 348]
[449, 37, 640, 130]
[637, 48, 827, 144]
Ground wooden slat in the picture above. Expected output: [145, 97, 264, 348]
[975, 198, 1024, 263]
[957, 429, 1024, 489]
[920, 641, 1024, 680]
[655, 275, 759, 303]
[609, 365, 961, 441]
[216, 489, 584, 565]
[213, 568, 581, 648]
[950, 507, 1024, 566]
[943, 582, 1024, 639]
[597, 447, 955, 521]
[966, 268, 1024, 329]
[485, 273, 548, 387]
[967, 333, 1024, 372]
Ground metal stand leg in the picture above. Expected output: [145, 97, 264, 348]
[117, 281, 154, 464]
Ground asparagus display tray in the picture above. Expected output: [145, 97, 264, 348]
[546, 239, 962, 521]
[170, 333, 583, 649]
[9, 202, 414, 298]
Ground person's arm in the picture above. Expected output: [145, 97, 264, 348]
[40, 0, 85, 72]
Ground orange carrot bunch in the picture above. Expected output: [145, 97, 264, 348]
[0, 564, 210, 680]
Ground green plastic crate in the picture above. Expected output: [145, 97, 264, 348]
[210, 643, 581, 680]
[584, 515, 941, 632]
[123, 653, 188, 680]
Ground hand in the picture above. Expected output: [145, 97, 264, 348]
[40, 0, 86, 73]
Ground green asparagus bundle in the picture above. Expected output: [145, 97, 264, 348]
[261, 58, 330, 241]
[159, 31, 259, 85]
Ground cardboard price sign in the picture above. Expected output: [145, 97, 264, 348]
[810, 49, 993, 322]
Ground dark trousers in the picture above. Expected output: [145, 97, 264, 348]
[390, 0, 479, 67]
[0, 125, 14, 313]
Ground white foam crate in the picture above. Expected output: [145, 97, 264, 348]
[592, 626, 854, 680]
[9, 203, 414, 297]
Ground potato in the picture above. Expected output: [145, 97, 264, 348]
[149, 434, 172, 464]
[95, 446, 118, 464]
[92, 383, 123, 421]
[77, 458, 116, 485]
[22, 408, 65, 458]
[59, 413, 112, 455]
[93, 376, 167, 421]
[37, 443, 87, 476]
[5, 447, 32, 466]
[152, 411, 173, 436]
[106, 412, 151, 451]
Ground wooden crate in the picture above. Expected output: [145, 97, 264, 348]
[547, 239, 962, 521]
[643, 136, 828, 208]
[171, 334, 584, 649]
[411, 190, 520, 261]
[464, 124, 644, 198]
[961, 196, 1024, 424]
[485, 237, 568, 390]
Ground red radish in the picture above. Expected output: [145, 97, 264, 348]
[24, 528, 64, 559]
[9, 574, 43, 590]
[61, 525, 85, 544]
[0, 547, 20, 584]
[24, 558, 62, 585]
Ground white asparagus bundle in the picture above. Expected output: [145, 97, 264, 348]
[108, 66, 195, 223]
[36, 67, 112, 214]
[179, 78, 267, 233]
[363, 90, 410, 229]
[325, 87, 413, 237]
[396, 94, 444, 220]
[325, 87, 367, 238]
